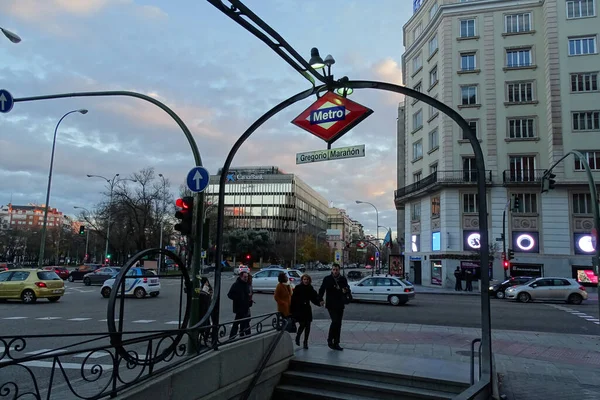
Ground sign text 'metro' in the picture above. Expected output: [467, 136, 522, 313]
[296, 145, 366, 165]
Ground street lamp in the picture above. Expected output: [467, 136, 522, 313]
[38, 109, 88, 268]
[74, 206, 91, 262]
[356, 200, 380, 271]
[1, 27, 21, 43]
[87, 173, 137, 264]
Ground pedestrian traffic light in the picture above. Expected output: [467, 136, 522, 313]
[503, 260, 509, 270]
[79, 225, 85, 236]
[175, 197, 194, 235]
[507, 248, 514, 260]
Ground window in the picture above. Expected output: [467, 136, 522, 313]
[431, 196, 440, 218]
[462, 120, 478, 139]
[463, 193, 479, 213]
[413, 141, 423, 161]
[413, 109, 423, 130]
[429, 1, 438, 20]
[571, 72, 599, 92]
[506, 81, 534, 103]
[461, 85, 478, 105]
[412, 54, 423, 72]
[506, 48, 532, 67]
[574, 151, 600, 170]
[429, 128, 439, 150]
[508, 118, 536, 138]
[513, 193, 537, 213]
[430, 163, 438, 174]
[505, 13, 531, 33]
[411, 203, 421, 221]
[429, 94, 439, 119]
[414, 171, 423, 182]
[460, 53, 476, 71]
[413, 23, 423, 41]
[567, 0, 596, 19]
[509, 156, 536, 182]
[460, 19, 476, 38]
[429, 66, 438, 87]
[572, 111, 600, 131]
[569, 36, 597, 55]
[573, 193, 593, 214]
[462, 157, 477, 182]
[429, 35, 438, 56]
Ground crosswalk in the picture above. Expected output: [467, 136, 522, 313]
[549, 304, 600, 325]
[1, 316, 184, 325]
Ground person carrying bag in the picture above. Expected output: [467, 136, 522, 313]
[274, 272, 296, 333]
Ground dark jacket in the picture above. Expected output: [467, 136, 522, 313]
[290, 283, 321, 323]
[227, 277, 250, 315]
[319, 274, 350, 310]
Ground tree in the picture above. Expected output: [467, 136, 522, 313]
[224, 229, 275, 261]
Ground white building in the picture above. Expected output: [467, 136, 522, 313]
[397, 0, 600, 288]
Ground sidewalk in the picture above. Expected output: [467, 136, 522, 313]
[307, 319, 600, 400]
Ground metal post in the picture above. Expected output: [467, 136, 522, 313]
[188, 191, 205, 354]
[502, 208, 507, 279]
[85, 227, 89, 262]
[105, 183, 114, 263]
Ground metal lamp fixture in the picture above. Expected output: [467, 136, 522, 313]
[309, 47, 325, 69]
[1, 27, 21, 43]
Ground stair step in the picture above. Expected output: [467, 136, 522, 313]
[280, 370, 455, 400]
[288, 359, 468, 394]
[273, 384, 382, 400]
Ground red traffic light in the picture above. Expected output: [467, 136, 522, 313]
[246, 254, 251, 259]
[370, 256, 374, 261]
[176, 198, 191, 209]
[503, 260, 509, 270]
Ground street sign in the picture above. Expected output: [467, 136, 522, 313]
[201, 250, 207, 259]
[165, 245, 176, 251]
[186, 166, 210, 193]
[375, 251, 380, 258]
[357, 248, 367, 252]
[0, 89, 14, 113]
[356, 241, 367, 249]
[334, 250, 341, 262]
[291, 91, 373, 145]
[296, 144, 365, 165]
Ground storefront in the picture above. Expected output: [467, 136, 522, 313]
[510, 264, 543, 278]
[460, 260, 492, 281]
[571, 265, 598, 287]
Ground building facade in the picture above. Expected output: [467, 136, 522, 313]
[0, 203, 64, 230]
[397, 0, 600, 288]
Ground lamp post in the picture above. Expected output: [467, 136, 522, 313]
[74, 206, 91, 262]
[157, 174, 168, 273]
[356, 200, 379, 271]
[87, 174, 137, 264]
[37, 109, 88, 268]
[293, 222, 307, 269]
[1, 27, 21, 43]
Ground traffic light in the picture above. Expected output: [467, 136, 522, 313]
[79, 225, 85, 236]
[174, 197, 194, 235]
[547, 173, 556, 190]
[507, 248, 515, 260]
[503, 259, 509, 270]
[541, 170, 557, 193]
[370, 256, 374, 261]
[246, 254, 251, 260]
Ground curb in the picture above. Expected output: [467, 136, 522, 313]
[418, 291, 480, 296]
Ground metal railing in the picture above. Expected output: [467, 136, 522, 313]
[470, 338, 482, 385]
[394, 170, 493, 200]
[502, 169, 545, 184]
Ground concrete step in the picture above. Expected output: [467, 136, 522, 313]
[272, 384, 382, 400]
[288, 359, 468, 394]
[278, 370, 455, 400]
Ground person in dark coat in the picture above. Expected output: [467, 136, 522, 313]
[290, 273, 322, 349]
[465, 269, 473, 292]
[227, 271, 251, 339]
[454, 267, 463, 291]
[319, 263, 350, 351]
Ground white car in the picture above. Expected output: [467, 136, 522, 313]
[234, 265, 250, 275]
[349, 275, 415, 306]
[101, 267, 160, 299]
[251, 268, 302, 293]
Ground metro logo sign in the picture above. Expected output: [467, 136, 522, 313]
[292, 91, 373, 144]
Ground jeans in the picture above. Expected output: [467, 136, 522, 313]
[327, 308, 344, 345]
[230, 311, 250, 339]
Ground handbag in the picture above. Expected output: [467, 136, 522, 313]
[284, 317, 297, 333]
[343, 290, 353, 304]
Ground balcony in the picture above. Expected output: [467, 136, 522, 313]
[502, 169, 545, 185]
[394, 170, 493, 207]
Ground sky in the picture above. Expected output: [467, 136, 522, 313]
[0, 0, 413, 237]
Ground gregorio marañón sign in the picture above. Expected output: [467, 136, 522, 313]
[291, 91, 373, 145]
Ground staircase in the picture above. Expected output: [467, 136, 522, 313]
[272, 358, 470, 400]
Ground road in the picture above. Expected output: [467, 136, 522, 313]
[1, 271, 599, 398]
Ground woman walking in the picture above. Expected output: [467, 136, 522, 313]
[274, 272, 293, 318]
[291, 274, 322, 349]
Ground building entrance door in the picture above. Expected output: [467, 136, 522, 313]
[411, 261, 422, 284]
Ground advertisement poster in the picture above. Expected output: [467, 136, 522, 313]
[389, 254, 403, 277]
[577, 269, 598, 284]
[431, 261, 442, 286]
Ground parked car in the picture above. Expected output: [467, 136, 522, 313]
[83, 267, 121, 286]
[68, 264, 103, 282]
[505, 277, 588, 304]
[349, 275, 415, 306]
[42, 266, 70, 280]
[101, 267, 160, 299]
[488, 276, 533, 299]
[234, 265, 250, 276]
[0, 269, 65, 304]
[251, 268, 302, 293]
[347, 271, 363, 280]
[0, 263, 15, 272]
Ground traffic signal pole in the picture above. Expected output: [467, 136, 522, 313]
[187, 192, 205, 354]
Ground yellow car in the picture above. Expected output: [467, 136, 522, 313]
[0, 268, 65, 304]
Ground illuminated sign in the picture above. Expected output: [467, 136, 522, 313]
[411, 234, 420, 252]
[463, 231, 481, 250]
[432, 232, 441, 251]
[574, 233, 596, 255]
[512, 232, 539, 253]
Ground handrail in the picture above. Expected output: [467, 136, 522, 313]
[241, 316, 289, 400]
[470, 338, 482, 385]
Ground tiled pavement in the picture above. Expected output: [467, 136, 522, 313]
[308, 319, 600, 399]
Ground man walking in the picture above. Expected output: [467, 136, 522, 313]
[228, 271, 251, 339]
[319, 263, 350, 351]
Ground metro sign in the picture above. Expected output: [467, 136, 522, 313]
[291, 91, 373, 145]
[356, 241, 367, 249]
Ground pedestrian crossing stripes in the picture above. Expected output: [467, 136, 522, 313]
[2, 316, 184, 325]
[549, 304, 600, 325]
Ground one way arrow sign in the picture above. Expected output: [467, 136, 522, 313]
[186, 166, 210, 193]
[0, 89, 14, 113]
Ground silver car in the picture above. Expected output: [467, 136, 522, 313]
[251, 268, 302, 293]
[505, 277, 588, 304]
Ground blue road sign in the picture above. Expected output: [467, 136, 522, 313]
[375, 251, 380, 258]
[186, 166, 210, 193]
[0, 89, 14, 113]
[165, 245, 176, 251]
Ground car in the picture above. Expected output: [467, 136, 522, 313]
[101, 267, 160, 299]
[349, 275, 415, 306]
[68, 264, 104, 282]
[0, 269, 65, 304]
[347, 271, 363, 280]
[235, 265, 250, 275]
[488, 276, 533, 299]
[251, 268, 302, 293]
[42, 266, 70, 280]
[505, 277, 588, 304]
[83, 267, 121, 286]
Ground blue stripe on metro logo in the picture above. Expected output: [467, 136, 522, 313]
[309, 106, 346, 125]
